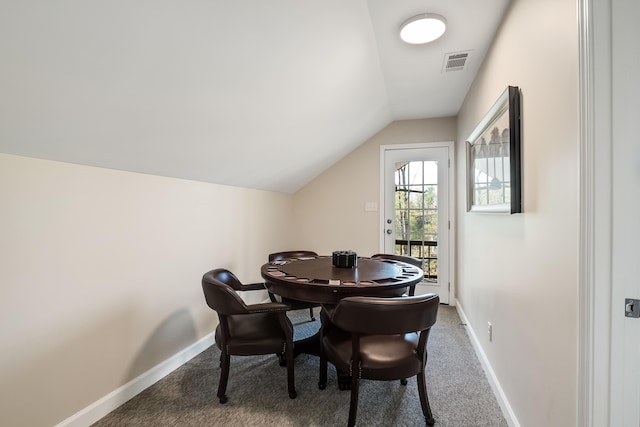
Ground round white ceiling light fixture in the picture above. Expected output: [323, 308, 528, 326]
[399, 13, 447, 44]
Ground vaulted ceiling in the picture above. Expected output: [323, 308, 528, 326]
[0, 0, 510, 193]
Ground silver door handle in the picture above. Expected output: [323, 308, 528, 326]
[626, 301, 634, 313]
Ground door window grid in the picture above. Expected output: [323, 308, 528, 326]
[394, 161, 439, 279]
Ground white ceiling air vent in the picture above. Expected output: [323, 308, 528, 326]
[443, 51, 470, 72]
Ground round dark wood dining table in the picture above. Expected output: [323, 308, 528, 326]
[262, 254, 424, 388]
[260, 255, 424, 305]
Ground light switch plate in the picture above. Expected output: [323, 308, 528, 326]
[365, 202, 378, 212]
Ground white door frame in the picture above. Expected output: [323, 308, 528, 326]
[577, 0, 609, 419]
[379, 142, 455, 306]
[577, 0, 638, 425]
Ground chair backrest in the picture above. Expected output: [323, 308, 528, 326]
[207, 268, 244, 290]
[331, 294, 439, 335]
[268, 251, 318, 262]
[202, 269, 249, 315]
[371, 253, 423, 269]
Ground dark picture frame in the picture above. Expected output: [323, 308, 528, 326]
[466, 85, 522, 213]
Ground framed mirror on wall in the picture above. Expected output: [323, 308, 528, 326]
[466, 85, 522, 214]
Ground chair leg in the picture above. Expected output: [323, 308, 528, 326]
[309, 307, 315, 321]
[217, 352, 231, 404]
[417, 372, 434, 426]
[347, 373, 360, 427]
[286, 343, 297, 399]
[277, 351, 287, 366]
[318, 347, 327, 389]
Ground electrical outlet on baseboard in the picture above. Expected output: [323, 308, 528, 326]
[487, 321, 493, 342]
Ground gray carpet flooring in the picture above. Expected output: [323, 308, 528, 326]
[92, 306, 507, 426]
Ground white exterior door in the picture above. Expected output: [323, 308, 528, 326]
[381, 142, 454, 304]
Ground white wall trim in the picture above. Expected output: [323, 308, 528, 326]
[55, 333, 215, 427]
[577, 0, 596, 425]
[577, 0, 613, 426]
[455, 299, 520, 427]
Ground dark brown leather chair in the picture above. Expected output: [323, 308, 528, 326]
[371, 253, 424, 296]
[319, 293, 440, 426]
[202, 268, 297, 403]
[268, 251, 320, 321]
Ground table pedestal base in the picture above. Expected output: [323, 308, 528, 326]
[293, 331, 321, 357]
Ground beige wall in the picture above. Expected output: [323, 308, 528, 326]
[456, 0, 578, 426]
[0, 153, 293, 427]
[292, 117, 456, 256]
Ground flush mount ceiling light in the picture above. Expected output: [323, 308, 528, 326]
[399, 13, 447, 44]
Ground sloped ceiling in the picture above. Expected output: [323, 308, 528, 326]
[0, 0, 510, 193]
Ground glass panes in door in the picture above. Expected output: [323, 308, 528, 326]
[394, 161, 438, 280]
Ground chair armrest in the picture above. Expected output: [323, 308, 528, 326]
[245, 302, 292, 314]
[239, 282, 268, 292]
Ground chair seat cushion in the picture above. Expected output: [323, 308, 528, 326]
[323, 329, 422, 380]
[216, 312, 286, 356]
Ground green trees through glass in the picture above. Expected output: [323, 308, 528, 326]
[394, 161, 439, 278]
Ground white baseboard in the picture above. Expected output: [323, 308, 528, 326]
[57, 305, 516, 427]
[55, 333, 215, 427]
[454, 300, 520, 427]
